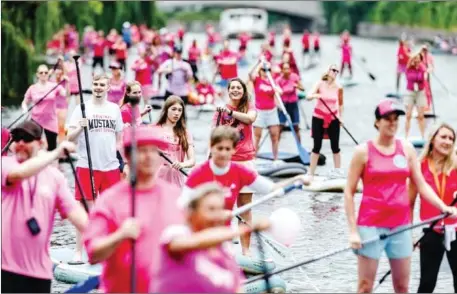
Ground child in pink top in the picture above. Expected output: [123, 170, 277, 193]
[187, 39, 201, 82]
[2, 121, 87, 293]
[107, 62, 127, 104]
[306, 64, 344, 179]
[131, 53, 154, 101]
[153, 183, 271, 293]
[344, 99, 457, 293]
[22, 65, 66, 151]
[181, 126, 310, 256]
[83, 126, 185, 293]
[195, 78, 216, 105]
[249, 58, 283, 162]
[156, 96, 195, 187]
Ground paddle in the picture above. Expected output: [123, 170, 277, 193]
[353, 56, 376, 81]
[244, 213, 453, 285]
[373, 195, 457, 291]
[314, 96, 359, 145]
[255, 230, 271, 292]
[64, 149, 89, 213]
[263, 63, 310, 165]
[298, 101, 311, 130]
[73, 55, 97, 201]
[432, 72, 456, 99]
[7, 80, 65, 130]
[428, 74, 437, 123]
[128, 98, 140, 294]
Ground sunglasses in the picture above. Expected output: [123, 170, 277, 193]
[12, 131, 37, 143]
[38, 71, 49, 75]
[330, 68, 339, 73]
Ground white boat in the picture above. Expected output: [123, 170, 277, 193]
[220, 8, 268, 39]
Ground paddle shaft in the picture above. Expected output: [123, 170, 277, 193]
[375, 196, 457, 289]
[7, 80, 65, 129]
[245, 213, 448, 285]
[129, 101, 139, 294]
[73, 55, 97, 201]
[64, 150, 89, 213]
[316, 97, 359, 145]
[353, 56, 376, 81]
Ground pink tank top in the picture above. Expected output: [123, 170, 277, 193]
[313, 83, 339, 128]
[358, 140, 411, 228]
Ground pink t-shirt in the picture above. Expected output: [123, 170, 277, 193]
[196, 83, 215, 96]
[83, 179, 185, 293]
[156, 126, 194, 187]
[108, 78, 126, 104]
[212, 103, 256, 161]
[358, 140, 411, 228]
[185, 161, 257, 211]
[313, 82, 340, 128]
[1, 156, 76, 279]
[65, 61, 79, 94]
[275, 73, 300, 103]
[342, 44, 352, 62]
[254, 76, 276, 110]
[406, 64, 426, 91]
[24, 82, 65, 133]
[153, 225, 243, 293]
[49, 77, 68, 109]
[188, 46, 201, 62]
[120, 103, 142, 126]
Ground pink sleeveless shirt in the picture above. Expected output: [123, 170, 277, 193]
[313, 83, 339, 128]
[358, 140, 411, 228]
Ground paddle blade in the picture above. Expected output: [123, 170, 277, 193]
[65, 276, 100, 293]
[369, 73, 376, 81]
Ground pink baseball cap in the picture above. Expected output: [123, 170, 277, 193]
[375, 99, 405, 119]
[123, 125, 168, 150]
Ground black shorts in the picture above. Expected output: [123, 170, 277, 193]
[239, 45, 247, 51]
[2, 270, 51, 293]
[108, 48, 115, 55]
[314, 46, 320, 53]
[93, 56, 104, 69]
[303, 48, 310, 54]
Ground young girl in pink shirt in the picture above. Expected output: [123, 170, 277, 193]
[120, 81, 152, 126]
[107, 62, 126, 104]
[154, 182, 270, 293]
[21, 64, 66, 151]
[344, 99, 457, 293]
[156, 95, 195, 187]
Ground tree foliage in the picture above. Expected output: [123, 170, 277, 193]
[2, 1, 166, 106]
[323, 1, 457, 34]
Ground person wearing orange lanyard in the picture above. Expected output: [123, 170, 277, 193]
[409, 122, 457, 293]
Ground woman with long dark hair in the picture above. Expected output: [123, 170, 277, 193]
[215, 77, 257, 255]
[156, 95, 195, 187]
[119, 81, 152, 126]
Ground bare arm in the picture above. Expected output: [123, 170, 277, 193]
[408, 179, 419, 224]
[230, 109, 257, 125]
[67, 203, 89, 232]
[181, 143, 196, 169]
[89, 228, 127, 264]
[338, 87, 344, 120]
[306, 81, 322, 100]
[168, 225, 251, 255]
[296, 80, 305, 92]
[248, 60, 262, 81]
[66, 125, 84, 142]
[272, 174, 310, 191]
[344, 144, 367, 234]
[405, 141, 447, 212]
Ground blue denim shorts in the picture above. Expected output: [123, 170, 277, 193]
[354, 225, 413, 260]
[278, 102, 300, 126]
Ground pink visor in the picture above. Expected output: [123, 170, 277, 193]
[375, 99, 405, 119]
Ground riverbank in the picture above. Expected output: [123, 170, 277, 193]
[357, 22, 457, 42]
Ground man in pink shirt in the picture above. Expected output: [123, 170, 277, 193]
[1, 120, 88, 293]
[83, 125, 185, 293]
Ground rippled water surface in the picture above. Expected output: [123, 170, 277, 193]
[2, 33, 457, 293]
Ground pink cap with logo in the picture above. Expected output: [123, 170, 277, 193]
[375, 99, 406, 119]
[123, 125, 168, 150]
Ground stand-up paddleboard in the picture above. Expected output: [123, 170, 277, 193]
[256, 151, 326, 166]
[409, 136, 426, 148]
[303, 175, 363, 193]
[198, 103, 217, 112]
[255, 158, 307, 178]
[412, 109, 438, 119]
[303, 63, 318, 70]
[341, 79, 358, 88]
[51, 247, 101, 284]
[243, 274, 287, 293]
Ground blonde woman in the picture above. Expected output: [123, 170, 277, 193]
[409, 123, 457, 293]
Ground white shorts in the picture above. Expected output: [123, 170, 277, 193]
[405, 90, 427, 108]
[253, 108, 280, 129]
[236, 160, 257, 193]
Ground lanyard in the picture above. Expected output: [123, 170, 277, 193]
[429, 158, 447, 200]
[27, 176, 38, 209]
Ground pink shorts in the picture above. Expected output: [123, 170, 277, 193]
[75, 167, 121, 201]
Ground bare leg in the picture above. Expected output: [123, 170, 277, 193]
[333, 153, 341, 169]
[74, 200, 94, 262]
[237, 193, 253, 256]
[357, 255, 380, 293]
[396, 72, 402, 93]
[309, 152, 320, 179]
[269, 125, 281, 161]
[293, 125, 301, 143]
[404, 103, 414, 138]
[389, 257, 411, 293]
[417, 106, 426, 139]
[254, 127, 263, 153]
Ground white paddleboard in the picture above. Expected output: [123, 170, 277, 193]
[304, 176, 362, 193]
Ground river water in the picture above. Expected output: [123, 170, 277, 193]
[2, 33, 457, 293]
